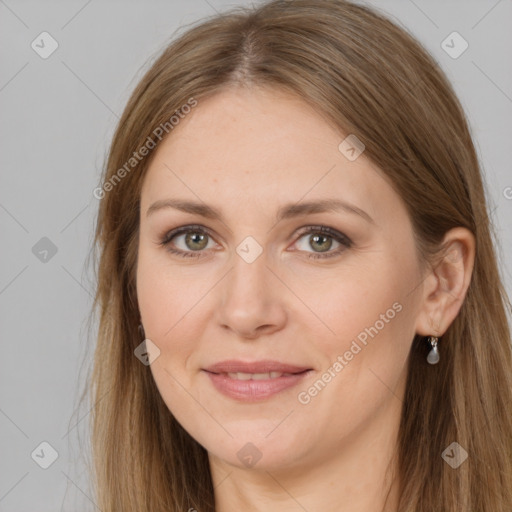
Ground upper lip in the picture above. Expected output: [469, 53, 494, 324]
[203, 360, 312, 374]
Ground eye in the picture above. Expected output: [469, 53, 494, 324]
[158, 224, 352, 260]
[292, 225, 352, 260]
[159, 225, 216, 259]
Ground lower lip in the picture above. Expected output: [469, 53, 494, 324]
[203, 370, 311, 401]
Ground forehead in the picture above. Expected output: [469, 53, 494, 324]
[141, 87, 396, 224]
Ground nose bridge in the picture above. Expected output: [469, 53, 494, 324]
[215, 238, 286, 337]
[227, 241, 271, 306]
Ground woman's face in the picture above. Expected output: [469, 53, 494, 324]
[136, 86, 426, 472]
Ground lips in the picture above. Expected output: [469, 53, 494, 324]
[202, 360, 313, 401]
[204, 359, 312, 375]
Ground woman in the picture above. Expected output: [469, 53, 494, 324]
[87, 0, 512, 510]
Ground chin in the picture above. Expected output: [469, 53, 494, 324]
[197, 427, 306, 472]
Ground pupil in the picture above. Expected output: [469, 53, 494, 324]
[312, 234, 331, 252]
[187, 232, 207, 250]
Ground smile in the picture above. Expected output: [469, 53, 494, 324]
[203, 369, 312, 401]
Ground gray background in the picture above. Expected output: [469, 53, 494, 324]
[1, 0, 511, 510]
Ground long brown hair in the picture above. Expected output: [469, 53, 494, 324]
[84, 0, 512, 510]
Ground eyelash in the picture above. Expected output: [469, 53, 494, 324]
[158, 224, 352, 260]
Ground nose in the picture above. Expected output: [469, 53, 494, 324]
[215, 250, 288, 340]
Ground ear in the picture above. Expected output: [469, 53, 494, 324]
[414, 227, 475, 337]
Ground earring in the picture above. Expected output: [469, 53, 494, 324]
[426, 336, 440, 365]
[138, 323, 145, 341]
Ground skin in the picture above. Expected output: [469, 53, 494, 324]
[136, 86, 475, 512]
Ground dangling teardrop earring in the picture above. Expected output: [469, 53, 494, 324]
[426, 336, 440, 364]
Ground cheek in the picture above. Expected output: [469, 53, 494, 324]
[298, 256, 414, 383]
[287, 261, 399, 346]
[137, 262, 187, 391]
[137, 256, 173, 341]
[136, 251, 220, 395]
[137, 256, 203, 421]
[137, 246, 203, 343]
[295, 292, 411, 443]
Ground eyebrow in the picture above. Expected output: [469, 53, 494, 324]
[146, 198, 374, 224]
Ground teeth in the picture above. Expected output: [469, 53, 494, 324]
[226, 371, 287, 380]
